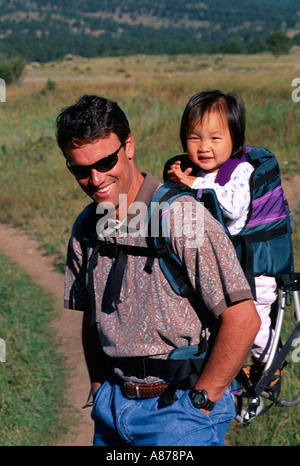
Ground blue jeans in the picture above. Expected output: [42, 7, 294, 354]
[91, 377, 235, 446]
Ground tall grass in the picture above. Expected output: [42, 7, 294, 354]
[0, 52, 299, 445]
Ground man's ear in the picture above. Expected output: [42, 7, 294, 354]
[125, 134, 135, 160]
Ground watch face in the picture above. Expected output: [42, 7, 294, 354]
[189, 389, 215, 411]
[193, 391, 206, 405]
[190, 389, 207, 407]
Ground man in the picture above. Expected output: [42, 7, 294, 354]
[56, 94, 260, 446]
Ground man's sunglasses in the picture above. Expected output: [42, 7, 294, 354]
[66, 142, 124, 178]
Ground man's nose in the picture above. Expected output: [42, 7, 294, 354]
[89, 168, 106, 186]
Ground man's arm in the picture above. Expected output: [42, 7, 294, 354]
[82, 310, 103, 393]
[195, 299, 261, 413]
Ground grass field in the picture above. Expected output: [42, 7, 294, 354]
[0, 251, 67, 446]
[0, 51, 299, 445]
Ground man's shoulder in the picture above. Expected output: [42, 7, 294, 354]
[71, 201, 96, 239]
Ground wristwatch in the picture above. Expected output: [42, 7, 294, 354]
[189, 389, 216, 411]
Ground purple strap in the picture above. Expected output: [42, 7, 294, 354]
[245, 185, 287, 228]
[215, 146, 252, 186]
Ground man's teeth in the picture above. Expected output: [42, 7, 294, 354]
[97, 183, 113, 193]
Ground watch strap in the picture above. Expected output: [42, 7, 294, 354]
[202, 397, 215, 411]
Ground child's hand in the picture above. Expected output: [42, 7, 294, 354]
[167, 161, 196, 188]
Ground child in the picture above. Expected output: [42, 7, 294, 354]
[168, 90, 278, 386]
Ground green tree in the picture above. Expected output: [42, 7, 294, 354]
[248, 35, 267, 53]
[268, 31, 292, 57]
[0, 55, 25, 84]
[224, 39, 244, 54]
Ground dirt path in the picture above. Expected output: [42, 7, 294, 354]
[0, 174, 299, 447]
[0, 223, 93, 446]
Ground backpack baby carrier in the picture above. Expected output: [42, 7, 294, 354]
[163, 146, 300, 424]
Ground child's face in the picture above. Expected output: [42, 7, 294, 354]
[186, 110, 233, 173]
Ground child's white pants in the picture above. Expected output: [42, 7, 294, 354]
[252, 275, 277, 363]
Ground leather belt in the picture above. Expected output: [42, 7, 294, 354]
[123, 381, 168, 399]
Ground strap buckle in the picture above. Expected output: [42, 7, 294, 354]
[124, 382, 141, 399]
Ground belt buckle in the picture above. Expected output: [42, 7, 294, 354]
[124, 382, 141, 399]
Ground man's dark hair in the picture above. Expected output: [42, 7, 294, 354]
[180, 90, 245, 158]
[56, 94, 131, 157]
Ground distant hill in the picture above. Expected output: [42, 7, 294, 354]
[0, 0, 300, 61]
